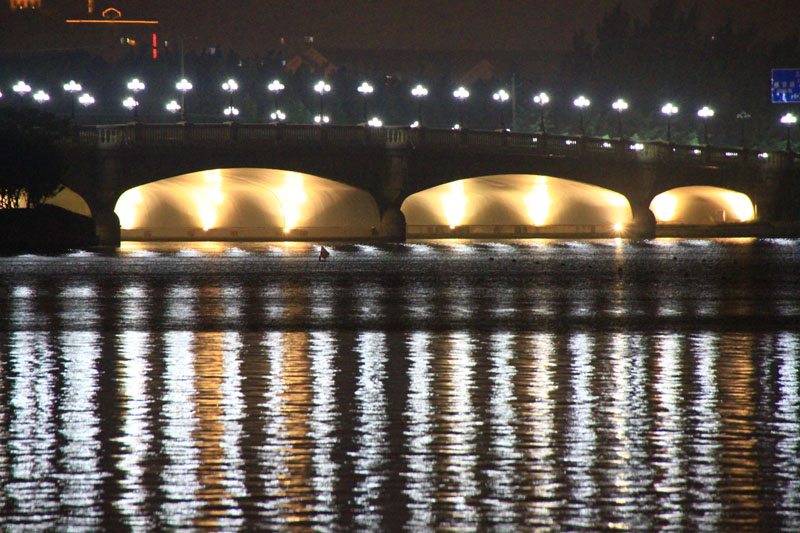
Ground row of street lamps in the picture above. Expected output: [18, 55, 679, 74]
[4, 77, 799, 149]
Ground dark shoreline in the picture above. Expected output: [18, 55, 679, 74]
[0, 205, 98, 255]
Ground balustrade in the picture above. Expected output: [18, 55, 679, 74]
[66, 122, 794, 170]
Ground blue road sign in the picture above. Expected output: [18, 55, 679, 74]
[772, 69, 800, 103]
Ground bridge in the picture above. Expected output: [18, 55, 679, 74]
[61, 122, 799, 245]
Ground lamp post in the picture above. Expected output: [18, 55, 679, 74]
[661, 102, 679, 143]
[367, 117, 383, 128]
[573, 95, 590, 135]
[222, 79, 238, 119]
[77, 93, 95, 122]
[126, 78, 145, 120]
[611, 98, 628, 138]
[123, 96, 138, 119]
[357, 81, 373, 124]
[12, 81, 31, 104]
[411, 84, 428, 127]
[63, 80, 82, 120]
[33, 90, 50, 106]
[736, 111, 751, 147]
[533, 92, 550, 133]
[492, 89, 509, 130]
[166, 100, 181, 120]
[267, 79, 284, 121]
[452, 86, 469, 128]
[781, 112, 797, 152]
[175, 78, 192, 121]
[697, 106, 714, 145]
[314, 80, 331, 125]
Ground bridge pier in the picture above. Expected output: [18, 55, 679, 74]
[93, 207, 121, 247]
[378, 207, 406, 241]
[626, 201, 657, 239]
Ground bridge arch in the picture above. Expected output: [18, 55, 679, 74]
[650, 186, 755, 225]
[401, 174, 633, 237]
[113, 169, 381, 240]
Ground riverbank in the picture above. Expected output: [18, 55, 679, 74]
[0, 205, 97, 254]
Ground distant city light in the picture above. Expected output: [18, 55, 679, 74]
[357, 81, 374, 95]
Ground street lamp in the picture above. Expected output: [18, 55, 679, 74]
[357, 81, 373, 123]
[736, 111, 751, 147]
[176, 78, 192, 121]
[697, 106, 714, 145]
[33, 90, 50, 105]
[493, 89, 509, 130]
[533, 92, 550, 133]
[12, 81, 31, 103]
[453, 86, 469, 128]
[661, 102, 679, 143]
[573, 95, 590, 135]
[411, 84, 428, 126]
[270, 109, 286, 122]
[166, 100, 181, 118]
[126, 78, 145, 120]
[123, 96, 138, 119]
[63, 80, 82, 120]
[77, 93, 95, 122]
[314, 80, 331, 125]
[222, 79, 238, 118]
[267, 79, 284, 119]
[780, 112, 797, 152]
[611, 98, 628, 138]
[367, 117, 383, 128]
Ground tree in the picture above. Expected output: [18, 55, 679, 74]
[0, 106, 67, 209]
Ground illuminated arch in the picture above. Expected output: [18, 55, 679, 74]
[114, 168, 380, 240]
[402, 175, 633, 230]
[650, 186, 755, 224]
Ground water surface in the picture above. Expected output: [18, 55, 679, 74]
[1, 238, 799, 531]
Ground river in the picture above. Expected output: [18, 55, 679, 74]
[1, 238, 799, 531]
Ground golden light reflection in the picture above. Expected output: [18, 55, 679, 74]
[442, 181, 467, 227]
[194, 171, 224, 230]
[273, 173, 307, 232]
[113, 169, 380, 240]
[117, 187, 143, 230]
[524, 178, 550, 226]
[651, 187, 755, 224]
[651, 193, 678, 222]
[721, 191, 755, 222]
[402, 175, 633, 229]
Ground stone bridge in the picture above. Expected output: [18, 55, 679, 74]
[61, 122, 798, 245]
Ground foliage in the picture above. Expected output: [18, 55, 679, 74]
[0, 106, 68, 209]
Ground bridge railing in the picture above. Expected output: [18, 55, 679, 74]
[70, 122, 795, 170]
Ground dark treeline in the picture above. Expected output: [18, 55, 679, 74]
[1, 0, 798, 149]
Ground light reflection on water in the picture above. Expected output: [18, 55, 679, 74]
[1, 239, 800, 530]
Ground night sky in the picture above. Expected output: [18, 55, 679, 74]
[49, 0, 800, 54]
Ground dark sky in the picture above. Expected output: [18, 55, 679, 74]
[58, 0, 800, 54]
